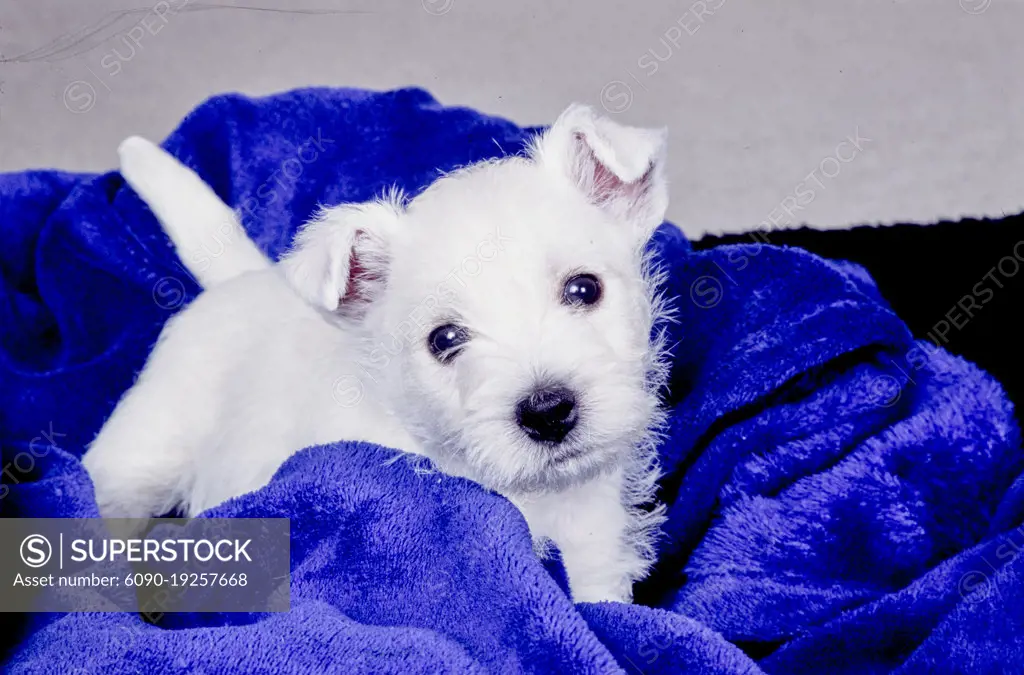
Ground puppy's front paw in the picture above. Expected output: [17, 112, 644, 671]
[571, 581, 633, 604]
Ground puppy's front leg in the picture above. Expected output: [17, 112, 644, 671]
[515, 470, 646, 603]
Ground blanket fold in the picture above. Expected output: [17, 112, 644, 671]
[2, 87, 1021, 674]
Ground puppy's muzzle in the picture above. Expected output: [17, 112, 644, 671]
[515, 386, 578, 444]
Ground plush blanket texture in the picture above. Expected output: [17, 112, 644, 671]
[697, 216, 1024, 424]
[2, 88, 1022, 674]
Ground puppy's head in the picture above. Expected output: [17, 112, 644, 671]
[282, 105, 669, 493]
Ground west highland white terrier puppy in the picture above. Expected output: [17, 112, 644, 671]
[83, 105, 673, 602]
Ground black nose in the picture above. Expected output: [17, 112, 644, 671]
[515, 387, 578, 444]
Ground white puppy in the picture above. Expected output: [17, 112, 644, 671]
[83, 105, 672, 602]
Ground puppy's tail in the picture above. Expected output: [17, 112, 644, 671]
[118, 136, 271, 288]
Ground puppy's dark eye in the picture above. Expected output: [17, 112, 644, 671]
[428, 323, 470, 363]
[562, 273, 602, 307]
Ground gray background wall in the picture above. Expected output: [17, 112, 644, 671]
[1, 0, 1022, 238]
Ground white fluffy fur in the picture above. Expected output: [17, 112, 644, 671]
[84, 106, 672, 603]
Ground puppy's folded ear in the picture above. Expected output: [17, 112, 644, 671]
[280, 199, 401, 320]
[534, 104, 668, 240]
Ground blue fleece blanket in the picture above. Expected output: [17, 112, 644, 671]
[2, 88, 1023, 674]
